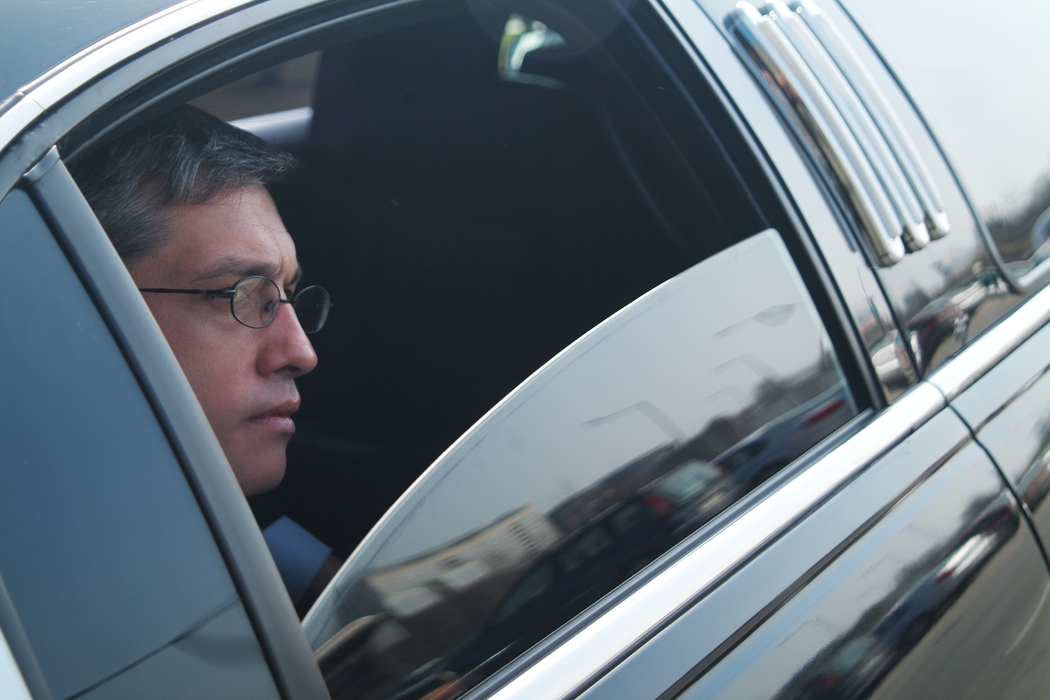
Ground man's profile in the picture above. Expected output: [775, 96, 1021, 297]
[71, 104, 338, 611]
[72, 104, 320, 494]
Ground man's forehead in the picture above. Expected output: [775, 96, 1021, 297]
[158, 184, 302, 286]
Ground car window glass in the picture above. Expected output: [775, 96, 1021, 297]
[305, 229, 857, 699]
[842, 0, 1050, 285]
[0, 190, 279, 700]
[193, 0, 775, 573]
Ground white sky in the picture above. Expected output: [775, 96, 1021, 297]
[842, 0, 1050, 219]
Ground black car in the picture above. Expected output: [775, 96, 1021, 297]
[4, 0, 1050, 698]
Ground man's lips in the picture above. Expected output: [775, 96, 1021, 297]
[249, 399, 300, 433]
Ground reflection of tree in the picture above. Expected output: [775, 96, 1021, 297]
[988, 169, 1050, 265]
[695, 352, 844, 459]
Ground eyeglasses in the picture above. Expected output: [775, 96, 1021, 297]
[139, 276, 332, 333]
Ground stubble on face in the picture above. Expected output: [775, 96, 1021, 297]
[128, 185, 318, 495]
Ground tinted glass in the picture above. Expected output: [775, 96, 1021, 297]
[843, 0, 1050, 284]
[305, 230, 856, 699]
[0, 190, 278, 700]
[190, 53, 320, 121]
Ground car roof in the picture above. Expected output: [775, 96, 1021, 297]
[0, 0, 194, 103]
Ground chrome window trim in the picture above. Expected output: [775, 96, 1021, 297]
[927, 278, 1050, 402]
[0, 97, 44, 164]
[485, 381, 944, 700]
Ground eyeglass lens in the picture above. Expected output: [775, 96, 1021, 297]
[292, 286, 331, 333]
[230, 277, 330, 333]
[231, 277, 279, 328]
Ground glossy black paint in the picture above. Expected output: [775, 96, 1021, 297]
[697, 0, 1021, 381]
[688, 0, 917, 402]
[954, 319, 1050, 564]
[841, 0, 1050, 288]
[678, 438, 1050, 700]
[578, 407, 961, 699]
[819, 0, 1023, 375]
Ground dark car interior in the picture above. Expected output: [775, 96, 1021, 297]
[230, 0, 772, 560]
[61, 0, 859, 585]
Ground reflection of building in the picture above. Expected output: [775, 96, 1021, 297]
[367, 506, 560, 618]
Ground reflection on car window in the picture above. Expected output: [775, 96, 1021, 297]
[305, 230, 857, 699]
[197, 0, 771, 568]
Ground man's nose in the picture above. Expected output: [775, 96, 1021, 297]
[259, 301, 319, 377]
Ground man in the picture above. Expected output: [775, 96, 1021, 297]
[71, 104, 338, 612]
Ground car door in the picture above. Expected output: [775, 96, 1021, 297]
[557, 0, 1050, 697]
[5, 0, 1047, 699]
[0, 4, 334, 694]
[0, 1, 814, 698]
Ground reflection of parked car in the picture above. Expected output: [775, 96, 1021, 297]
[710, 383, 856, 495]
[388, 457, 733, 698]
[7, 0, 1050, 699]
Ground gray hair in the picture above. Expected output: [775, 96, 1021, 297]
[70, 104, 298, 264]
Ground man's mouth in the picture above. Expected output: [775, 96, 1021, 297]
[249, 399, 300, 433]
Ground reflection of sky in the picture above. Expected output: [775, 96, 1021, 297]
[841, 0, 1050, 218]
[372, 231, 830, 566]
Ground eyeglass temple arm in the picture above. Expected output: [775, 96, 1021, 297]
[138, 287, 234, 296]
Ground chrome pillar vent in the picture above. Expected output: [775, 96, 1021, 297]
[725, 0, 950, 267]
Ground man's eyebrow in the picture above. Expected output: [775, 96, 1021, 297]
[194, 259, 303, 287]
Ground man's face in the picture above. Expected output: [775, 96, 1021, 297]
[129, 184, 318, 495]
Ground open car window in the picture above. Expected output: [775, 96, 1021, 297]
[191, 0, 781, 564]
[145, 0, 863, 695]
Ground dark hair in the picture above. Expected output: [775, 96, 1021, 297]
[70, 104, 298, 264]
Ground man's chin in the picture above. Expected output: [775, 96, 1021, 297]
[231, 455, 287, 496]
